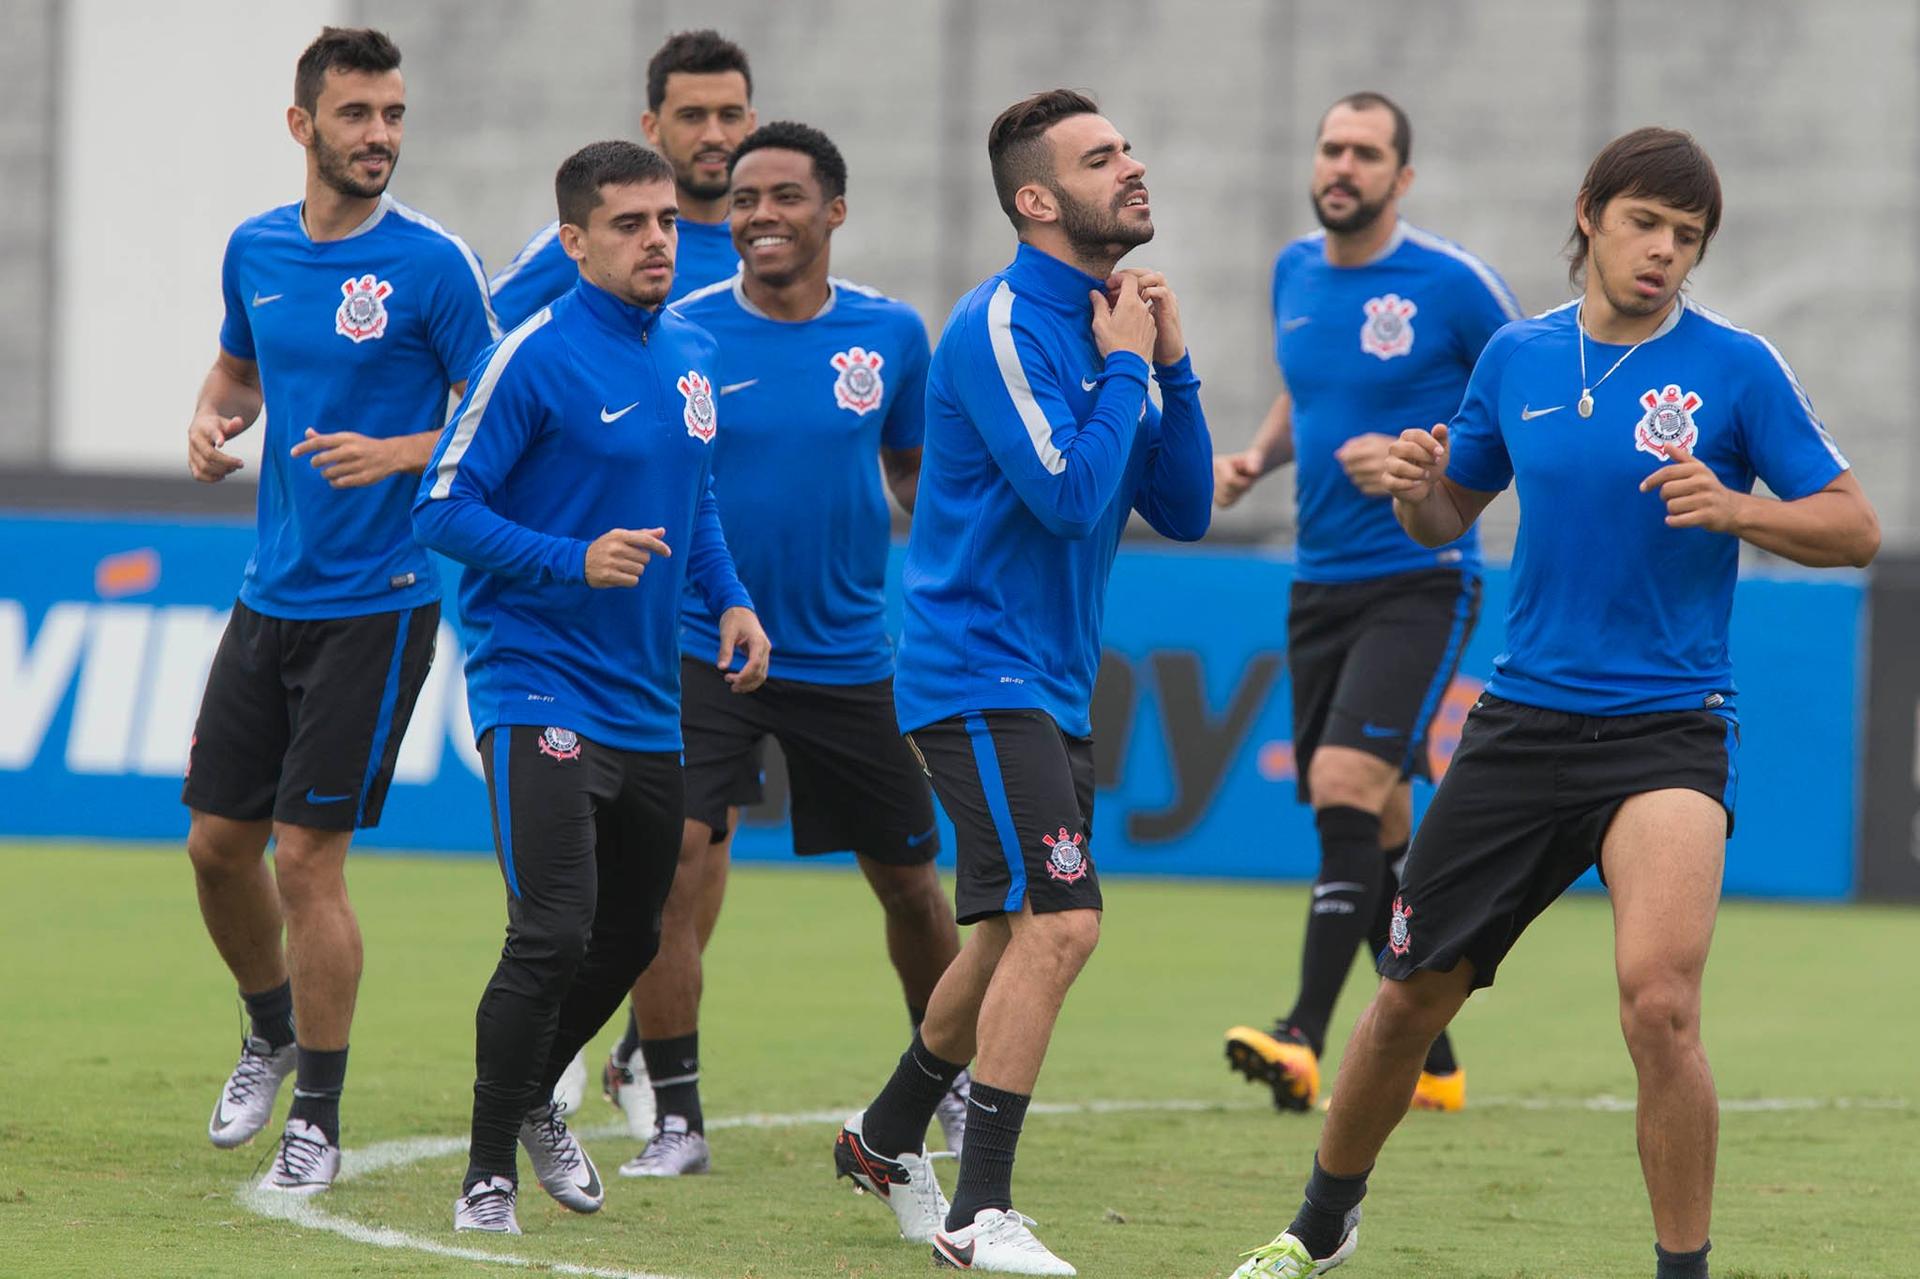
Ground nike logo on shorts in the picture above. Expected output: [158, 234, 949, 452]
[905, 826, 937, 848]
[1313, 881, 1368, 899]
[1360, 722, 1403, 739]
[305, 788, 352, 805]
[1520, 403, 1564, 420]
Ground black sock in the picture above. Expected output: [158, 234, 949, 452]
[616, 1008, 642, 1064]
[241, 980, 295, 1050]
[1287, 806, 1386, 1056]
[287, 1045, 348, 1146]
[1655, 1239, 1710, 1278]
[946, 1081, 1029, 1230]
[862, 1029, 967, 1157]
[640, 1033, 702, 1134]
[1422, 1031, 1458, 1075]
[1287, 1155, 1370, 1260]
[907, 1003, 927, 1029]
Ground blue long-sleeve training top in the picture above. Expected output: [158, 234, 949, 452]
[894, 243, 1214, 738]
[414, 276, 752, 752]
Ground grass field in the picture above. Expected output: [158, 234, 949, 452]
[2, 842, 1916, 1278]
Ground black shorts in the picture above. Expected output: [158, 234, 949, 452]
[908, 710, 1098, 925]
[680, 657, 938, 864]
[183, 600, 438, 831]
[1377, 694, 1739, 990]
[1288, 568, 1481, 803]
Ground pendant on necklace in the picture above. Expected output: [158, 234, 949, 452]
[1577, 392, 1594, 418]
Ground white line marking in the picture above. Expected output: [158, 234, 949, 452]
[237, 1094, 1911, 1276]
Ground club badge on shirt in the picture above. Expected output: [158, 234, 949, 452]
[1360, 293, 1417, 360]
[678, 370, 717, 442]
[1634, 384, 1703, 457]
[336, 273, 394, 343]
[830, 346, 887, 416]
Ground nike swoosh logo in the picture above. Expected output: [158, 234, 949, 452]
[305, 789, 352, 805]
[578, 1160, 601, 1196]
[905, 826, 937, 848]
[252, 292, 283, 307]
[600, 402, 640, 423]
[1520, 404, 1564, 420]
[1081, 377, 1099, 392]
[937, 1237, 976, 1268]
[970, 1098, 999, 1114]
[1360, 723, 1404, 739]
[1281, 315, 1312, 331]
[1313, 881, 1368, 899]
[719, 379, 759, 395]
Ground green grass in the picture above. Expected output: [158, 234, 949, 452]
[1, 843, 1915, 1278]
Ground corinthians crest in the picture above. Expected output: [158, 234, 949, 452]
[538, 727, 581, 761]
[678, 370, 717, 442]
[1388, 895, 1413, 956]
[1360, 292, 1417, 360]
[336, 273, 394, 343]
[1041, 828, 1089, 884]
[830, 346, 886, 415]
[1634, 384, 1703, 457]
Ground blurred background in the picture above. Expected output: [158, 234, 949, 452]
[0, 0, 1915, 901]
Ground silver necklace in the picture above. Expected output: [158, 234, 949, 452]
[1576, 302, 1653, 418]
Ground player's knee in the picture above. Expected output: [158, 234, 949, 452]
[1372, 970, 1465, 1043]
[186, 815, 268, 876]
[1308, 749, 1395, 813]
[270, 838, 349, 911]
[1617, 974, 1701, 1055]
[867, 862, 946, 921]
[1030, 907, 1101, 969]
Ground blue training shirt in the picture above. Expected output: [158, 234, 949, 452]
[489, 216, 739, 331]
[672, 273, 930, 685]
[1445, 296, 1850, 717]
[1275, 220, 1520, 583]
[895, 244, 1215, 737]
[217, 194, 499, 619]
[413, 277, 753, 752]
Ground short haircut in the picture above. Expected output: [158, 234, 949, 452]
[294, 27, 402, 115]
[555, 140, 675, 229]
[987, 88, 1101, 229]
[1566, 126, 1723, 278]
[1319, 90, 1412, 167]
[730, 121, 848, 200]
[646, 29, 752, 112]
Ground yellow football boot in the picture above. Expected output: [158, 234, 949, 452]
[1410, 1068, 1466, 1112]
[1225, 1024, 1321, 1112]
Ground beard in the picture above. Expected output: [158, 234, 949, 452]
[1312, 183, 1389, 234]
[312, 127, 396, 200]
[673, 149, 733, 202]
[1052, 184, 1154, 256]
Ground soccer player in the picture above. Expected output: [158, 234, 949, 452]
[612, 121, 966, 1179]
[183, 26, 498, 1194]
[1229, 128, 1879, 1279]
[415, 139, 771, 1236]
[489, 29, 753, 328]
[1216, 92, 1520, 1114]
[832, 90, 1212, 1274]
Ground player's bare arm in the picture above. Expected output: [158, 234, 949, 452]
[583, 527, 671, 588]
[1639, 445, 1880, 568]
[716, 606, 771, 693]
[1384, 423, 1495, 546]
[187, 350, 263, 483]
[882, 446, 923, 514]
[1215, 389, 1294, 508]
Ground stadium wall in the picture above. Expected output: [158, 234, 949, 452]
[0, 510, 1867, 900]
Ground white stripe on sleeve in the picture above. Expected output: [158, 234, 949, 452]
[986, 281, 1064, 475]
[389, 200, 502, 340]
[487, 220, 562, 296]
[1404, 225, 1524, 322]
[427, 308, 554, 499]
[1687, 299, 1848, 469]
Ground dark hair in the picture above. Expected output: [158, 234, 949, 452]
[987, 89, 1101, 229]
[730, 121, 848, 200]
[1567, 127, 1723, 280]
[294, 27, 402, 114]
[1319, 90, 1412, 167]
[646, 29, 752, 112]
[556, 140, 675, 228]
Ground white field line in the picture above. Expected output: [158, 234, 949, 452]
[236, 1093, 1911, 1277]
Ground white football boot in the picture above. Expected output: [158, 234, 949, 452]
[257, 1117, 340, 1195]
[208, 1035, 296, 1148]
[931, 1208, 1076, 1275]
[935, 1068, 972, 1156]
[617, 1113, 711, 1177]
[550, 1050, 588, 1118]
[453, 1175, 522, 1234]
[833, 1109, 950, 1243]
[518, 1100, 604, 1212]
[602, 1045, 656, 1139]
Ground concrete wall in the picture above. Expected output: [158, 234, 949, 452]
[0, 0, 59, 463]
[10, 0, 1918, 548]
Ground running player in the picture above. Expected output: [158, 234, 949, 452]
[415, 140, 770, 1236]
[832, 90, 1212, 1275]
[489, 29, 752, 327]
[1217, 92, 1520, 1114]
[613, 121, 965, 1180]
[183, 26, 497, 1195]
[1229, 127, 1879, 1279]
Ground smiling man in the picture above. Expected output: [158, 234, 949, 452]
[830, 89, 1213, 1275]
[489, 29, 754, 328]
[414, 139, 770, 1236]
[182, 25, 497, 1196]
[1230, 127, 1879, 1279]
[608, 121, 965, 1181]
